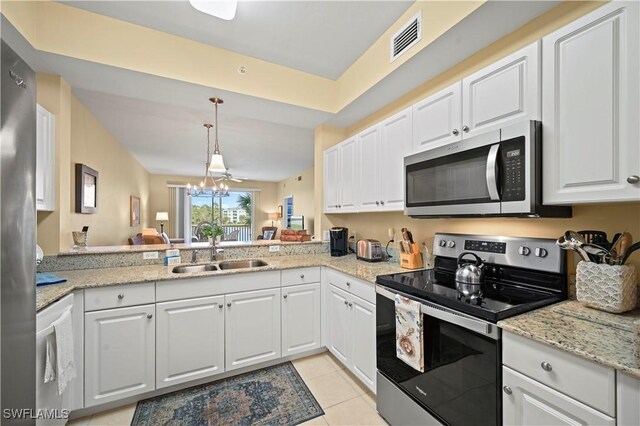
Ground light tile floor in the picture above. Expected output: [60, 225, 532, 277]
[68, 352, 387, 426]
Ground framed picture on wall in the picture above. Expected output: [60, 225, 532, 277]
[75, 164, 98, 214]
[130, 195, 140, 227]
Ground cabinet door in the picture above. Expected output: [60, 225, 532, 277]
[380, 107, 412, 211]
[225, 288, 281, 371]
[156, 295, 225, 389]
[339, 138, 358, 212]
[349, 295, 376, 393]
[36, 104, 56, 211]
[503, 367, 615, 426]
[326, 285, 350, 364]
[282, 283, 321, 357]
[462, 41, 540, 138]
[412, 82, 462, 153]
[323, 146, 340, 213]
[85, 304, 155, 407]
[356, 124, 382, 211]
[542, 2, 640, 204]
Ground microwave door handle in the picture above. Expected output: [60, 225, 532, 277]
[486, 144, 500, 201]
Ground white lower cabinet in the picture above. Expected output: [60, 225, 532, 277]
[225, 288, 281, 371]
[282, 283, 321, 357]
[326, 283, 376, 393]
[84, 304, 155, 407]
[503, 366, 615, 426]
[156, 295, 225, 389]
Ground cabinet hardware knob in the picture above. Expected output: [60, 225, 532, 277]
[227, 303, 232, 308]
[503, 386, 512, 395]
[344, 300, 348, 305]
[628, 175, 640, 184]
[346, 282, 351, 286]
[283, 294, 288, 299]
[300, 274, 305, 279]
[462, 125, 469, 132]
[452, 129, 459, 136]
[146, 314, 153, 319]
[376, 201, 380, 206]
[218, 304, 223, 309]
[348, 302, 353, 307]
[541, 361, 552, 372]
[117, 294, 124, 300]
[380, 201, 385, 206]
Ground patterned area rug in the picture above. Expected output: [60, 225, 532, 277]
[131, 362, 323, 426]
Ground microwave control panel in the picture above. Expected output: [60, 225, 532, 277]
[501, 136, 525, 201]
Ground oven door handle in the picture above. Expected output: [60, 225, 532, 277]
[376, 285, 499, 339]
[486, 144, 500, 201]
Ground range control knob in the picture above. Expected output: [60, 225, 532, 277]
[518, 246, 531, 256]
[446, 240, 456, 248]
[535, 247, 548, 258]
[439, 240, 447, 247]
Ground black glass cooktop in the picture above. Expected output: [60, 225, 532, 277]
[376, 268, 564, 323]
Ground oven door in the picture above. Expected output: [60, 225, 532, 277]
[376, 285, 501, 426]
[405, 130, 502, 216]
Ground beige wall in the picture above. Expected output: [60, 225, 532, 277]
[277, 167, 314, 233]
[314, 1, 640, 272]
[36, 74, 151, 252]
[68, 97, 150, 247]
[148, 174, 278, 239]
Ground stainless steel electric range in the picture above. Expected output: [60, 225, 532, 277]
[375, 233, 567, 426]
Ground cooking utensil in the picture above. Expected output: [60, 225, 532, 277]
[557, 234, 591, 262]
[618, 232, 633, 258]
[621, 241, 640, 265]
[455, 252, 485, 298]
[578, 230, 608, 246]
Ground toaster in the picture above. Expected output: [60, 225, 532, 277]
[356, 239, 384, 262]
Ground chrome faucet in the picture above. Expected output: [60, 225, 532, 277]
[210, 239, 217, 261]
[191, 249, 198, 263]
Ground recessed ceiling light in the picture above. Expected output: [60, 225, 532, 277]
[189, 0, 238, 21]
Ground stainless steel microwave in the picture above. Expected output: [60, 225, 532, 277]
[404, 121, 571, 218]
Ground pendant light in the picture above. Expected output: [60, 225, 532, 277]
[208, 97, 227, 174]
[187, 123, 229, 198]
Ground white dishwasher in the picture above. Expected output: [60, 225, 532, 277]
[36, 293, 83, 425]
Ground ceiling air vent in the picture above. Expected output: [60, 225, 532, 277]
[390, 12, 422, 63]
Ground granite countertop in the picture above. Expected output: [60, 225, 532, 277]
[58, 240, 323, 256]
[499, 300, 640, 378]
[37, 253, 406, 312]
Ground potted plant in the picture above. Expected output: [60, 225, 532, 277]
[202, 226, 213, 244]
[213, 224, 224, 243]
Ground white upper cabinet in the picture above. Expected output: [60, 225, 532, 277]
[323, 145, 340, 213]
[356, 124, 382, 211]
[380, 108, 413, 211]
[339, 138, 358, 212]
[36, 104, 56, 211]
[462, 41, 541, 138]
[413, 83, 462, 152]
[542, 2, 640, 204]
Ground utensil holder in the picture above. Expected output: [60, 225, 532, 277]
[72, 231, 88, 248]
[576, 261, 637, 313]
[400, 243, 424, 270]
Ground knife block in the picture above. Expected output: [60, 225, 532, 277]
[400, 243, 423, 270]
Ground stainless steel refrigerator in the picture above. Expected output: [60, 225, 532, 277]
[1, 39, 37, 423]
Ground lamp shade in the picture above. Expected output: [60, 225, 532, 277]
[268, 212, 279, 221]
[189, 0, 237, 20]
[208, 154, 227, 173]
[155, 212, 169, 221]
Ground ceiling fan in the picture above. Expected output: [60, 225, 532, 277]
[214, 169, 244, 183]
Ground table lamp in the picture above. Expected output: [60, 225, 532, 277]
[268, 212, 279, 226]
[156, 212, 169, 234]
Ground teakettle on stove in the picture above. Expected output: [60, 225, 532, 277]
[455, 252, 485, 299]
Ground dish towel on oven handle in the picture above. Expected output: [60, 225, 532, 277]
[44, 309, 77, 395]
[395, 294, 424, 372]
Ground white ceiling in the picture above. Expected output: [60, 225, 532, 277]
[2, 1, 560, 182]
[60, 0, 414, 79]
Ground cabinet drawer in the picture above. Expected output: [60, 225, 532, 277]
[281, 267, 320, 287]
[84, 282, 155, 311]
[503, 331, 615, 416]
[326, 269, 375, 304]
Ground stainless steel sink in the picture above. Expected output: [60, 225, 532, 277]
[217, 259, 268, 270]
[172, 264, 219, 274]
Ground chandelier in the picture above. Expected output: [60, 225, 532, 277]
[187, 123, 230, 198]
